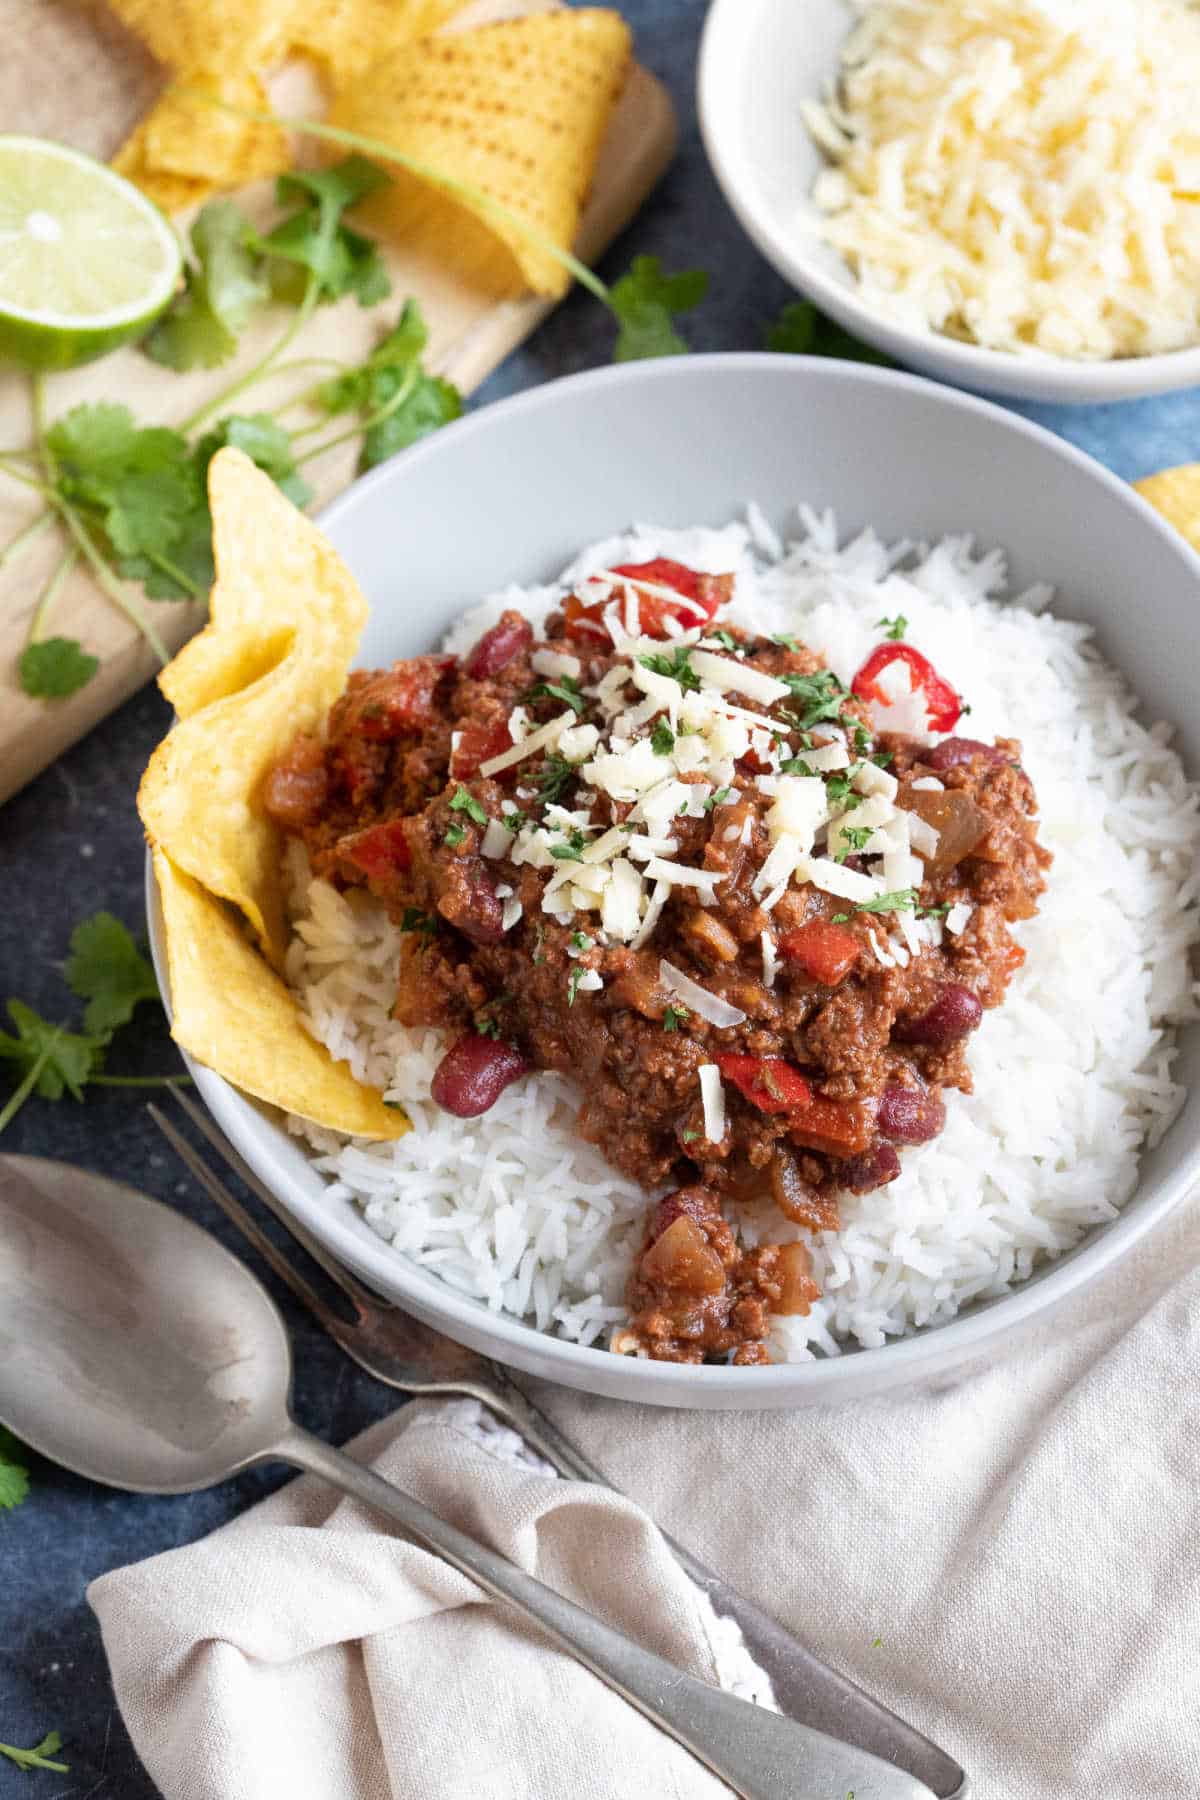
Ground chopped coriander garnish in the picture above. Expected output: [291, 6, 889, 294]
[662, 1004, 689, 1031]
[831, 888, 919, 923]
[536, 753, 575, 806]
[709, 628, 741, 652]
[824, 774, 861, 807]
[567, 966, 587, 1006]
[399, 907, 437, 937]
[780, 757, 815, 777]
[876, 614, 907, 640]
[444, 822, 467, 848]
[501, 809, 527, 833]
[570, 931, 594, 951]
[780, 669, 848, 730]
[449, 785, 488, 825]
[704, 785, 733, 811]
[550, 828, 587, 862]
[681, 1127, 700, 1143]
[475, 1015, 501, 1040]
[524, 674, 586, 716]
[650, 718, 675, 756]
[639, 646, 700, 693]
[871, 750, 894, 769]
[773, 632, 801, 652]
[833, 825, 872, 862]
[531, 925, 547, 967]
[853, 725, 873, 755]
[0, 1731, 69, 1775]
[917, 902, 952, 918]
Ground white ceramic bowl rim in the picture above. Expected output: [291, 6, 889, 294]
[148, 353, 1200, 1404]
[697, 0, 1200, 403]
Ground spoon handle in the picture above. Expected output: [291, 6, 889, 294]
[273, 1424, 937, 1800]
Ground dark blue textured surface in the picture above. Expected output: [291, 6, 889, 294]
[1, 3, 1198, 1791]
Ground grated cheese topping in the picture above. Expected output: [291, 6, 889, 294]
[804, 0, 1200, 361]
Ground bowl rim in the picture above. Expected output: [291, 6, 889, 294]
[696, 0, 1200, 404]
[150, 351, 1200, 1402]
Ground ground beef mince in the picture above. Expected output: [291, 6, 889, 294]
[266, 561, 1049, 1367]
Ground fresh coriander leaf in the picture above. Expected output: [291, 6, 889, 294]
[0, 1427, 30, 1512]
[845, 888, 919, 917]
[501, 809, 527, 834]
[765, 298, 895, 367]
[709, 629, 741, 652]
[195, 414, 312, 509]
[773, 633, 801, 652]
[399, 907, 437, 937]
[475, 1015, 501, 1040]
[523, 675, 585, 717]
[825, 773, 854, 804]
[536, 754, 576, 806]
[917, 902, 952, 918]
[18, 637, 99, 699]
[834, 825, 872, 862]
[144, 200, 268, 371]
[361, 372, 461, 470]
[662, 1005, 689, 1031]
[448, 785, 488, 826]
[0, 1001, 102, 1104]
[567, 966, 588, 1006]
[254, 158, 392, 308]
[49, 405, 201, 566]
[704, 785, 733, 811]
[550, 829, 587, 862]
[0, 1731, 69, 1774]
[780, 756, 815, 776]
[610, 255, 709, 362]
[319, 299, 430, 416]
[639, 647, 699, 693]
[570, 932, 594, 951]
[871, 749, 894, 768]
[681, 1127, 700, 1143]
[64, 913, 159, 1037]
[444, 822, 467, 848]
[650, 718, 675, 756]
[876, 613, 908, 640]
[780, 669, 846, 732]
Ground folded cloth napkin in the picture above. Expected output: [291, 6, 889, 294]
[91, 1201, 1200, 1800]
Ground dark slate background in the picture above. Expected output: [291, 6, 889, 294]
[2, 2, 1199, 1791]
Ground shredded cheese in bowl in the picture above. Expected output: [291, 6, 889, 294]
[805, 0, 1200, 360]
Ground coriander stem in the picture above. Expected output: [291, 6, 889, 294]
[26, 543, 79, 646]
[0, 455, 49, 494]
[0, 1030, 60, 1134]
[294, 364, 418, 466]
[0, 507, 54, 570]
[145, 547, 202, 597]
[54, 501, 170, 665]
[179, 271, 320, 433]
[175, 87, 613, 308]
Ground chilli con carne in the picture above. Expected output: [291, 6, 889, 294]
[266, 560, 1049, 1366]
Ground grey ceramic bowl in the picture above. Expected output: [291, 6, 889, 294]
[698, 0, 1200, 404]
[148, 355, 1200, 1408]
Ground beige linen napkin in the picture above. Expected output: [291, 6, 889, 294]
[91, 1201, 1200, 1800]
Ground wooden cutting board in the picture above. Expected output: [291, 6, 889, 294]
[0, 0, 676, 804]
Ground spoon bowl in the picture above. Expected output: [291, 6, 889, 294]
[0, 1154, 293, 1493]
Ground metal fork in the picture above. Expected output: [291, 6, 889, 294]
[148, 1086, 966, 1800]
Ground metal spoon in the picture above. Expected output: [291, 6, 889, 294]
[0, 1156, 943, 1800]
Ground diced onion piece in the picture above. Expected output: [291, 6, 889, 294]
[689, 648, 791, 705]
[660, 960, 747, 1027]
[906, 812, 941, 858]
[699, 1064, 726, 1143]
[481, 710, 575, 776]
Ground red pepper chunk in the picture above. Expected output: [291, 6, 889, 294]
[338, 656, 456, 740]
[451, 717, 513, 780]
[851, 643, 962, 733]
[715, 1054, 812, 1114]
[778, 919, 860, 985]
[563, 559, 733, 643]
[338, 818, 412, 880]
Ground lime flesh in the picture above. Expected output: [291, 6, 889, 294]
[0, 136, 182, 371]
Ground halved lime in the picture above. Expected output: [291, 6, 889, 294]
[0, 136, 182, 372]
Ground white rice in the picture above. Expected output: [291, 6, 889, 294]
[285, 509, 1200, 1360]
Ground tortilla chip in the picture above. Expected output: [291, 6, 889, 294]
[153, 850, 407, 1139]
[1135, 465, 1200, 555]
[122, 69, 289, 189]
[112, 127, 214, 213]
[287, 0, 463, 93]
[105, 0, 289, 75]
[139, 448, 368, 966]
[329, 9, 632, 298]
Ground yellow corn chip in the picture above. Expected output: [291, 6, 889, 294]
[153, 850, 407, 1139]
[134, 69, 288, 187]
[105, 0, 290, 75]
[1135, 465, 1200, 554]
[330, 9, 632, 298]
[287, 0, 463, 93]
[112, 127, 214, 213]
[139, 448, 368, 966]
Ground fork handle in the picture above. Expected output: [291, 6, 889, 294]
[273, 1421, 934, 1800]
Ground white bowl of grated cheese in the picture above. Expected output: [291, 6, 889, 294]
[698, 0, 1200, 403]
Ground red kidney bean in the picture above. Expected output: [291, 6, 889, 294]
[431, 1035, 528, 1117]
[464, 611, 533, 680]
[878, 1085, 946, 1144]
[893, 984, 983, 1048]
[837, 1142, 901, 1193]
[925, 736, 1008, 771]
